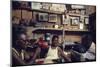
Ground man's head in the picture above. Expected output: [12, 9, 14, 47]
[17, 34, 27, 49]
[19, 33, 27, 40]
[51, 35, 59, 47]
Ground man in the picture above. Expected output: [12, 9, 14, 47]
[81, 35, 96, 61]
[44, 35, 71, 64]
[12, 33, 28, 66]
[12, 34, 40, 66]
[71, 35, 96, 62]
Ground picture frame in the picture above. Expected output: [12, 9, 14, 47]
[12, 1, 96, 66]
[41, 3, 52, 10]
[38, 13, 48, 22]
[20, 1, 31, 9]
[70, 16, 80, 26]
[49, 14, 57, 22]
[80, 9, 86, 15]
[31, 2, 42, 10]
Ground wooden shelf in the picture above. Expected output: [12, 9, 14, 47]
[31, 27, 90, 35]
[13, 7, 90, 16]
[13, 7, 63, 14]
[68, 13, 89, 17]
[33, 9, 63, 14]
[32, 27, 89, 32]
[66, 29, 89, 32]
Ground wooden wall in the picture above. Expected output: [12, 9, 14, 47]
[12, 8, 94, 42]
[12, 10, 21, 19]
[22, 10, 32, 20]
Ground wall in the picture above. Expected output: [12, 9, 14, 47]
[12, 5, 96, 43]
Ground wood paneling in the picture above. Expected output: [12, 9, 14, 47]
[86, 6, 96, 15]
[22, 10, 32, 20]
[12, 10, 21, 19]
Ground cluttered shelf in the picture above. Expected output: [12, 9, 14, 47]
[26, 27, 90, 35]
[31, 27, 89, 32]
[68, 13, 89, 17]
[13, 7, 63, 14]
[13, 7, 89, 16]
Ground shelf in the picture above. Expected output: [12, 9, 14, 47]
[13, 7, 90, 16]
[31, 27, 90, 35]
[68, 13, 89, 17]
[65, 29, 89, 32]
[32, 27, 89, 32]
[33, 9, 63, 14]
[13, 7, 63, 14]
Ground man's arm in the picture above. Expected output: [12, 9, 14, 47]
[58, 47, 71, 62]
[12, 49, 26, 65]
[27, 47, 41, 64]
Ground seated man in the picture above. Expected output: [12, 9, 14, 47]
[81, 35, 96, 61]
[82, 41, 96, 61]
[12, 33, 28, 66]
[71, 35, 96, 62]
[12, 34, 40, 66]
[43, 35, 71, 64]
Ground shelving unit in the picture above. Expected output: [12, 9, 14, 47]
[12, 1, 95, 43]
[13, 7, 63, 15]
[68, 13, 88, 17]
[31, 27, 89, 33]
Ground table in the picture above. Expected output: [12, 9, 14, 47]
[35, 58, 63, 64]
